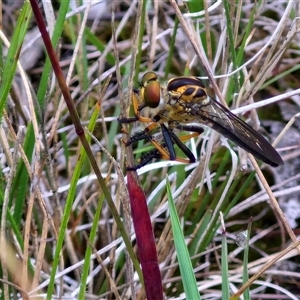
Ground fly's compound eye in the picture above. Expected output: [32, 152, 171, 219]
[140, 72, 161, 108]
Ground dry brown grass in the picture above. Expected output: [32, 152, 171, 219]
[0, 1, 299, 299]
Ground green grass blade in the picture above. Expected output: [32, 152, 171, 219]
[0, 2, 31, 121]
[11, 123, 35, 224]
[186, 0, 204, 13]
[36, 0, 70, 111]
[166, 177, 201, 300]
[242, 222, 252, 300]
[221, 226, 230, 300]
[188, 210, 212, 257]
[164, 17, 179, 80]
[134, 0, 147, 82]
[78, 194, 105, 298]
[223, 0, 239, 100]
[84, 27, 116, 67]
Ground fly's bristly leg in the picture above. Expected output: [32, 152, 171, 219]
[122, 120, 160, 146]
[175, 124, 205, 135]
[126, 138, 192, 171]
[117, 116, 139, 123]
[126, 148, 163, 171]
[118, 82, 158, 159]
[124, 130, 153, 146]
[168, 131, 196, 163]
[126, 126, 200, 170]
[160, 124, 176, 160]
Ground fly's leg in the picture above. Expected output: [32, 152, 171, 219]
[126, 125, 203, 170]
[126, 149, 163, 171]
[175, 124, 205, 134]
[124, 122, 159, 146]
[118, 89, 153, 124]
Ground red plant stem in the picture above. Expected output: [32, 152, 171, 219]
[127, 172, 163, 300]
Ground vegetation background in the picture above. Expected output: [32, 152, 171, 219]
[0, 0, 299, 299]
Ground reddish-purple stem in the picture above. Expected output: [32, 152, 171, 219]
[127, 172, 163, 300]
[29, 0, 83, 136]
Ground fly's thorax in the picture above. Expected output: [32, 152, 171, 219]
[168, 104, 201, 124]
[167, 76, 210, 105]
[152, 105, 171, 123]
[152, 102, 193, 124]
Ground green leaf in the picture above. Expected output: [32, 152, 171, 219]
[221, 228, 230, 300]
[166, 176, 201, 300]
[0, 2, 32, 121]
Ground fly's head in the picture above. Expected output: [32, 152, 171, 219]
[140, 72, 161, 109]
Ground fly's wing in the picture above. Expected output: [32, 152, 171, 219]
[196, 99, 283, 167]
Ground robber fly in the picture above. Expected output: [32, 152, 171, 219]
[119, 73, 283, 170]
[119, 73, 203, 170]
